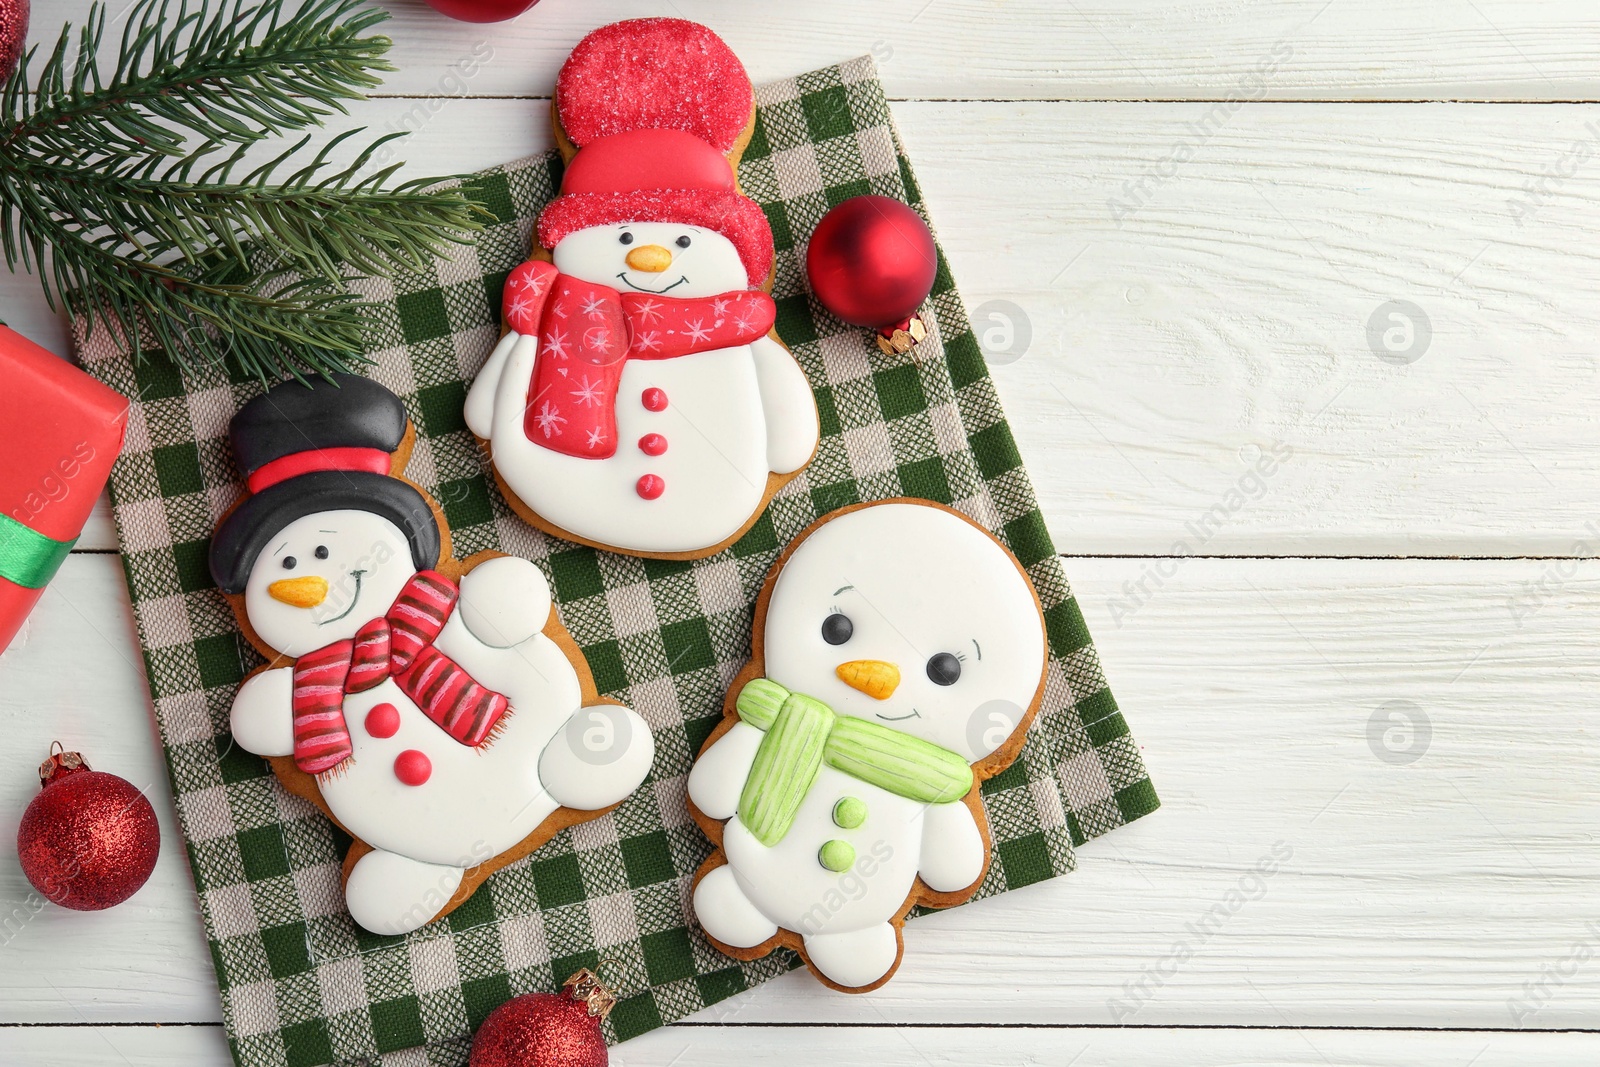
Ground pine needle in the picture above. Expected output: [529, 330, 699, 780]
[0, 0, 487, 381]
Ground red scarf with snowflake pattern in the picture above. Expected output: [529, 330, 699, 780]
[290, 571, 509, 776]
[501, 259, 776, 459]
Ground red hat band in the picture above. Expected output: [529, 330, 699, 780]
[561, 129, 735, 197]
[246, 447, 391, 494]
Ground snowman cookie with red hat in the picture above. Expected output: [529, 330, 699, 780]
[464, 18, 819, 559]
[210, 374, 655, 935]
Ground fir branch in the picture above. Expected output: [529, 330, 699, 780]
[0, 0, 487, 380]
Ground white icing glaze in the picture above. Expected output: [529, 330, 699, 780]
[485, 332, 775, 553]
[689, 501, 1047, 987]
[720, 764, 926, 937]
[458, 555, 551, 648]
[344, 847, 466, 936]
[317, 611, 586, 867]
[918, 798, 986, 893]
[802, 923, 901, 990]
[686, 721, 764, 820]
[750, 334, 820, 475]
[242, 510, 417, 659]
[229, 506, 656, 932]
[229, 666, 295, 757]
[464, 329, 517, 440]
[764, 502, 1045, 763]
[538, 702, 657, 810]
[469, 221, 819, 556]
[552, 223, 747, 299]
[694, 863, 777, 949]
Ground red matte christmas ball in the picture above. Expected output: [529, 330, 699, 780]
[807, 194, 938, 338]
[0, 0, 29, 82]
[16, 747, 161, 911]
[420, 0, 540, 23]
[471, 969, 614, 1067]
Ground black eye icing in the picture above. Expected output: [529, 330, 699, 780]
[926, 652, 961, 686]
[314, 545, 329, 560]
[676, 235, 692, 248]
[821, 613, 853, 645]
[281, 556, 297, 570]
[619, 231, 634, 245]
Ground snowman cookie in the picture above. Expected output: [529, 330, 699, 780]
[686, 500, 1050, 991]
[209, 374, 655, 936]
[464, 18, 819, 559]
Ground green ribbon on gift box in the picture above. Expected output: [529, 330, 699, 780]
[0, 512, 76, 589]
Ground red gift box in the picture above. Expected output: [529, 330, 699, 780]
[0, 324, 129, 653]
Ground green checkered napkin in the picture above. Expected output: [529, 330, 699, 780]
[73, 57, 1157, 1067]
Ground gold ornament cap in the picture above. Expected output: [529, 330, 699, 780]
[562, 968, 617, 1020]
[876, 315, 928, 356]
[39, 742, 90, 788]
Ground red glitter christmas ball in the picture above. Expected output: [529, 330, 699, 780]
[0, 0, 28, 83]
[16, 748, 161, 911]
[470, 970, 613, 1067]
[420, 0, 540, 23]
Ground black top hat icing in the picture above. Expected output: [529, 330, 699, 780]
[208, 374, 442, 594]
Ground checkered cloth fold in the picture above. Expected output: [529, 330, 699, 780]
[73, 57, 1157, 1067]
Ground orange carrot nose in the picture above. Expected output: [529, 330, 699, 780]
[835, 660, 900, 700]
[625, 244, 673, 272]
[268, 575, 329, 608]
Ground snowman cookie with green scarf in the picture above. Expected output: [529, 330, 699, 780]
[687, 500, 1049, 992]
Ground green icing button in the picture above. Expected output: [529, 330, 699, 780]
[832, 796, 867, 829]
[818, 839, 856, 872]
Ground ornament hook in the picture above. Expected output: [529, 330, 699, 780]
[562, 963, 620, 1021]
[39, 744, 88, 786]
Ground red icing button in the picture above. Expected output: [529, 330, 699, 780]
[364, 703, 400, 739]
[394, 749, 432, 786]
[638, 433, 668, 456]
[636, 474, 665, 500]
[641, 387, 668, 412]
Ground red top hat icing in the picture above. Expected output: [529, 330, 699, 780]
[537, 19, 774, 287]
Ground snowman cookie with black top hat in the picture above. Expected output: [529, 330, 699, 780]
[210, 374, 654, 935]
[464, 17, 819, 559]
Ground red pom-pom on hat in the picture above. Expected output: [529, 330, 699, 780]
[555, 18, 754, 152]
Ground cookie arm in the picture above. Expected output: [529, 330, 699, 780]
[687, 721, 765, 821]
[457, 556, 552, 648]
[465, 259, 558, 439]
[229, 666, 296, 758]
[538, 704, 656, 812]
[917, 798, 987, 894]
[487, 333, 548, 466]
[464, 330, 519, 439]
[750, 334, 819, 475]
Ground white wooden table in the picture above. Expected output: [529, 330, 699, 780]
[4, 1, 1600, 1063]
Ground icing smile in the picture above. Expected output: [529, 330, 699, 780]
[616, 272, 689, 295]
[317, 570, 365, 625]
[875, 709, 922, 722]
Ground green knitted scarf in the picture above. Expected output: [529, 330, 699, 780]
[734, 677, 974, 847]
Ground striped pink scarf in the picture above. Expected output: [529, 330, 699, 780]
[289, 571, 510, 775]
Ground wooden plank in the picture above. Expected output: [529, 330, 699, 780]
[14, 97, 1600, 555]
[899, 100, 1600, 557]
[20, 0, 1600, 101]
[2, 1024, 1598, 1065]
[0, 556, 221, 1024]
[5, 555, 1600, 1030]
[0, 1027, 228, 1064]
